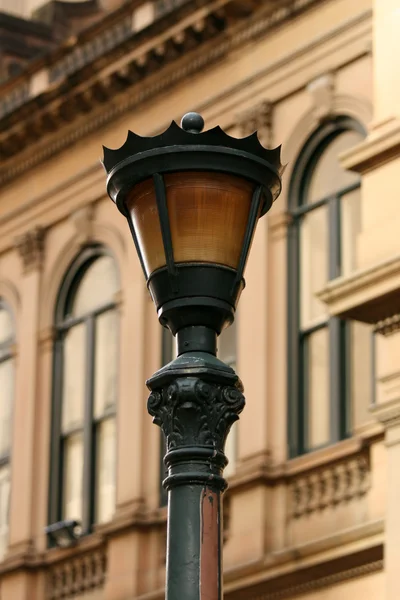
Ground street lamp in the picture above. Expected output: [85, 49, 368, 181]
[102, 112, 283, 600]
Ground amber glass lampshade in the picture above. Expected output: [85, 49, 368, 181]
[126, 171, 256, 278]
[103, 112, 283, 334]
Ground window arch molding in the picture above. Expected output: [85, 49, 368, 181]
[288, 116, 366, 207]
[54, 245, 120, 324]
[49, 244, 120, 537]
[287, 115, 367, 458]
[281, 93, 371, 195]
[39, 222, 125, 333]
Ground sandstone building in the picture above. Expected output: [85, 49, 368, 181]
[0, 0, 398, 598]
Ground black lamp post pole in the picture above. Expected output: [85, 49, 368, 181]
[102, 111, 283, 600]
[147, 326, 244, 600]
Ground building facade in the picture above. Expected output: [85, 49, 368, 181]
[0, 0, 399, 598]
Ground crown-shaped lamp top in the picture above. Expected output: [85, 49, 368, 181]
[102, 112, 284, 213]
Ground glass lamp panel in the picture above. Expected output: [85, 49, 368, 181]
[341, 187, 362, 277]
[126, 179, 164, 277]
[0, 359, 13, 458]
[72, 255, 118, 317]
[126, 172, 255, 276]
[0, 465, 10, 561]
[94, 310, 118, 419]
[300, 205, 329, 329]
[307, 130, 363, 204]
[306, 328, 330, 449]
[167, 172, 254, 268]
[95, 418, 116, 524]
[61, 324, 86, 433]
[0, 308, 13, 345]
[62, 432, 84, 522]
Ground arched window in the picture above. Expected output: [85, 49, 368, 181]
[49, 248, 119, 535]
[0, 300, 14, 560]
[288, 117, 372, 456]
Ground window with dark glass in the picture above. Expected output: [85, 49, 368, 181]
[288, 117, 372, 457]
[49, 248, 119, 534]
[0, 300, 13, 560]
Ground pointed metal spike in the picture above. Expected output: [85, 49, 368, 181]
[102, 146, 117, 172]
[126, 130, 141, 142]
[168, 120, 182, 132]
[268, 145, 283, 169]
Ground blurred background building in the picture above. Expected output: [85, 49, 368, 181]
[0, 0, 399, 598]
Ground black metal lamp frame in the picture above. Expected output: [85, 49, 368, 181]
[103, 113, 282, 337]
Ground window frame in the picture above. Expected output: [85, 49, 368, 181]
[0, 299, 14, 560]
[0, 299, 14, 468]
[287, 117, 366, 458]
[49, 246, 118, 536]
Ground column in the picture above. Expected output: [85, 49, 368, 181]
[7, 227, 44, 558]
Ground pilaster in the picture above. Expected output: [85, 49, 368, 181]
[3, 227, 45, 597]
[371, 388, 400, 600]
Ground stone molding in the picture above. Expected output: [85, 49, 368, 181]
[374, 314, 400, 336]
[141, 541, 384, 600]
[282, 91, 372, 185]
[371, 398, 400, 430]
[340, 116, 400, 174]
[236, 100, 273, 146]
[0, 0, 327, 187]
[45, 546, 107, 600]
[306, 72, 335, 122]
[318, 253, 400, 325]
[289, 451, 370, 519]
[14, 226, 45, 274]
[268, 211, 292, 241]
[251, 559, 383, 600]
[69, 204, 95, 244]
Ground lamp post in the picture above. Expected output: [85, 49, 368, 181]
[102, 113, 283, 600]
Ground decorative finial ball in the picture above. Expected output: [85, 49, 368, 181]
[181, 112, 205, 134]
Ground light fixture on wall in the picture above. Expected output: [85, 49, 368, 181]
[45, 519, 81, 548]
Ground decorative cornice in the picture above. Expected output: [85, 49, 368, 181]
[251, 559, 383, 600]
[340, 116, 400, 174]
[0, 0, 324, 187]
[318, 254, 400, 325]
[374, 314, 400, 336]
[14, 226, 45, 274]
[141, 542, 384, 600]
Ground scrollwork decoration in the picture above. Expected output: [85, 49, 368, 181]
[147, 377, 245, 454]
